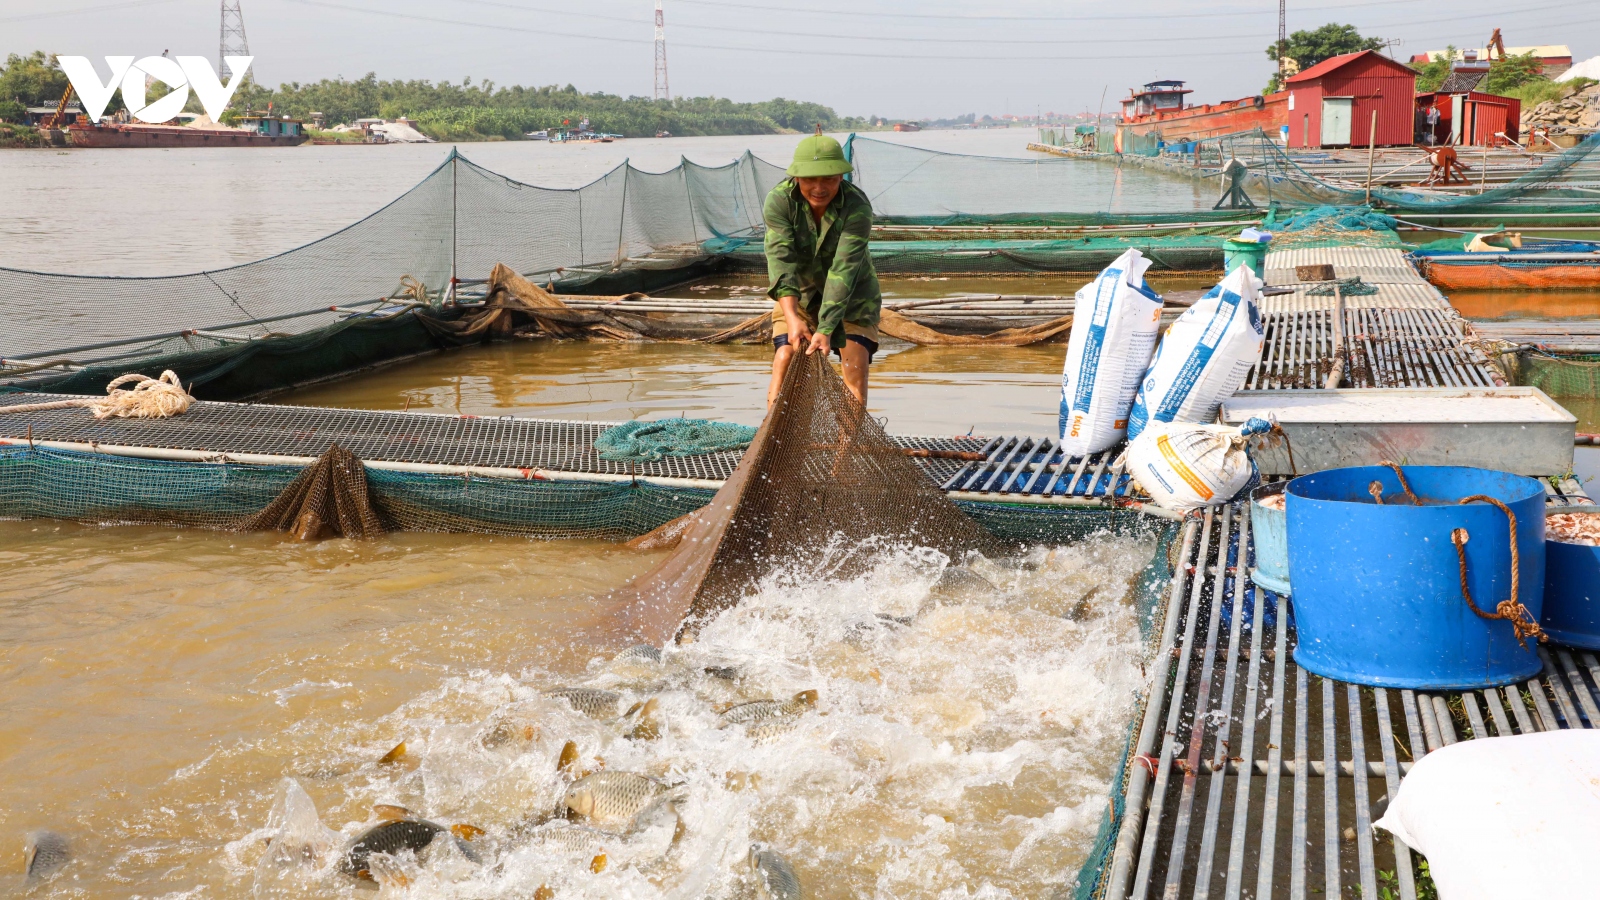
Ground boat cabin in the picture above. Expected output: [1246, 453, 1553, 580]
[237, 116, 305, 138]
[1120, 81, 1192, 121]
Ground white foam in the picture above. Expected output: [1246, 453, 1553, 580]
[227, 532, 1158, 898]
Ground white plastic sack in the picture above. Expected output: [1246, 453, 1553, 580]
[1374, 730, 1600, 900]
[1126, 265, 1265, 441]
[1121, 419, 1269, 512]
[1057, 249, 1164, 456]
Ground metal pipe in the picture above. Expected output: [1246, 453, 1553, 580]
[0, 437, 723, 490]
[1103, 518, 1199, 900]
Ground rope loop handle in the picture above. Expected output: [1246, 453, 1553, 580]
[1450, 494, 1546, 648]
[1377, 460, 1421, 505]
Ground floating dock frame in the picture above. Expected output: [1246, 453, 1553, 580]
[1095, 492, 1595, 900]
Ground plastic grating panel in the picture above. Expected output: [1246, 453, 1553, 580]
[0, 394, 1002, 488]
[941, 436, 1133, 501]
[1102, 487, 1598, 900]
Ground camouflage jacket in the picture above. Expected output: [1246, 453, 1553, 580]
[763, 178, 882, 335]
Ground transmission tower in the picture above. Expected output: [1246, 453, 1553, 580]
[220, 0, 250, 82]
[653, 1, 670, 101]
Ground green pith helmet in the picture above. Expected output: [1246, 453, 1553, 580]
[786, 133, 852, 178]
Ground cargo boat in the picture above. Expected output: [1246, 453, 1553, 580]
[68, 114, 308, 148]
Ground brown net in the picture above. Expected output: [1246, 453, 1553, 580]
[235, 443, 388, 540]
[613, 350, 1006, 645]
[423, 264, 1074, 348]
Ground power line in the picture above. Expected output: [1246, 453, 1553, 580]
[280, 0, 1599, 62]
[667, 0, 1436, 21]
[0, 0, 178, 23]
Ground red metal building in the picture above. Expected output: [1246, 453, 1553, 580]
[1415, 91, 1521, 147]
[1283, 50, 1418, 149]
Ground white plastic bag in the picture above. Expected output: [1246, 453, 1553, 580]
[1126, 265, 1265, 441]
[1374, 730, 1600, 900]
[1057, 249, 1164, 456]
[1121, 419, 1269, 512]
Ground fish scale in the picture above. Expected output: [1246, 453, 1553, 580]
[720, 690, 817, 725]
[563, 771, 671, 830]
[750, 846, 803, 900]
[24, 831, 71, 882]
[546, 687, 625, 719]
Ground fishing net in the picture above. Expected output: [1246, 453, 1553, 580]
[1514, 351, 1600, 399]
[611, 351, 1006, 645]
[237, 443, 387, 539]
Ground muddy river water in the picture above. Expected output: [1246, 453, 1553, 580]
[2, 335, 1165, 899]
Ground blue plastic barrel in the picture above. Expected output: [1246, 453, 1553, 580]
[1287, 466, 1547, 689]
[1542, 525, 1600, 649]
[1250, 482, 1291, 596]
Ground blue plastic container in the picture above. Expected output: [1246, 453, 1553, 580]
[1249, 482, 1291, 596]
[1287, 465, 1547, 689]
[1542, 522, 1600, 649]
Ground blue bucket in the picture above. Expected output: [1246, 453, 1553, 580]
[1287, 465, 1547, 689]
[1249, 482, 1290, 596]
[1542, 514, 1600, 649]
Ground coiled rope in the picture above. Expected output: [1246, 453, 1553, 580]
[0, 371, 194, 419]
[1450, 494, 1546, 648]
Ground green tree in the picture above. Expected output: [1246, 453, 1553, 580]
[1411, 46, 1457, 92]
[1264, 24, 1385, 92]
[0, 51, 70, 107]
[0, 98, 26, 122]
[1482, 52, 1548, 95]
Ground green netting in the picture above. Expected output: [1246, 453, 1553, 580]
[0, 445, 1170, 547]
[594, 418, 758, 463]
[1194, 128, 1600, 216]
[19, 308, 448, 400]
[0, 445, 713, 539]
[727, 235, 1224, 275]
[1514, 351, 1600, 399]
[1066, 520, 1182, 900]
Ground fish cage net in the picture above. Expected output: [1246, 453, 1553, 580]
[1192, 129, 1600, 216]
[1511, 351, 1600, 400]
[0, 443, 1162, 547]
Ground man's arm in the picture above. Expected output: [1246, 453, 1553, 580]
[809, 194, 873, 353]
[764, 187, 813, 346]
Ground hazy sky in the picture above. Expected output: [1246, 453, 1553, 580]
[6, 0, 1599, 119]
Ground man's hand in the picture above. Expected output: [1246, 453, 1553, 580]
[778, 296, 812, 348]
[806, 330, 831, 356]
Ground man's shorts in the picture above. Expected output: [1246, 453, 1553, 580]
[771, 305, 880, 362]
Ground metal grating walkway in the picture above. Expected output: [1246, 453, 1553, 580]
[1102, 484, 1597, 900]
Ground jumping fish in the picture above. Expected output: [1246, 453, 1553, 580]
[533, 797, 680, 868]
[624, 698, 663, 741]
[481, 720, 537, 750]
[342, 808, 483, 878]
[546, 687, 626, 719]
[613, 644, 663, 665]
[563, 772, 677, 831]
[749, 845, 803, 900]
[719, 690, 818, 725]
[23, 831, 70, 882]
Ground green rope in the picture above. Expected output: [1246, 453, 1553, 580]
[593, 417, 758, 463]
[1306, 277, 1379, 297]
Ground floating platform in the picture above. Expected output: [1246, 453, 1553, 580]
[1091, 496, 1595, 900]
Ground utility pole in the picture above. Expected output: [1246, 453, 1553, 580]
[1277, 0, 1286, 80]
[654, 1, 670, 102]
[220, 1, 250, 83]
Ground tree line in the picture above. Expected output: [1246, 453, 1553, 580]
[0, 51, 869, 139]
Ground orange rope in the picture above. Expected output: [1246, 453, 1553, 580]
[1377, 460, 1420, 505]
[1450, 494, 1546, 648]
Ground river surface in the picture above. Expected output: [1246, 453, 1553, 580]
[0, 128, 1207, 277]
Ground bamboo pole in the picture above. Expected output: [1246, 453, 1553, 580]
[1364, 109, 1378, 205]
